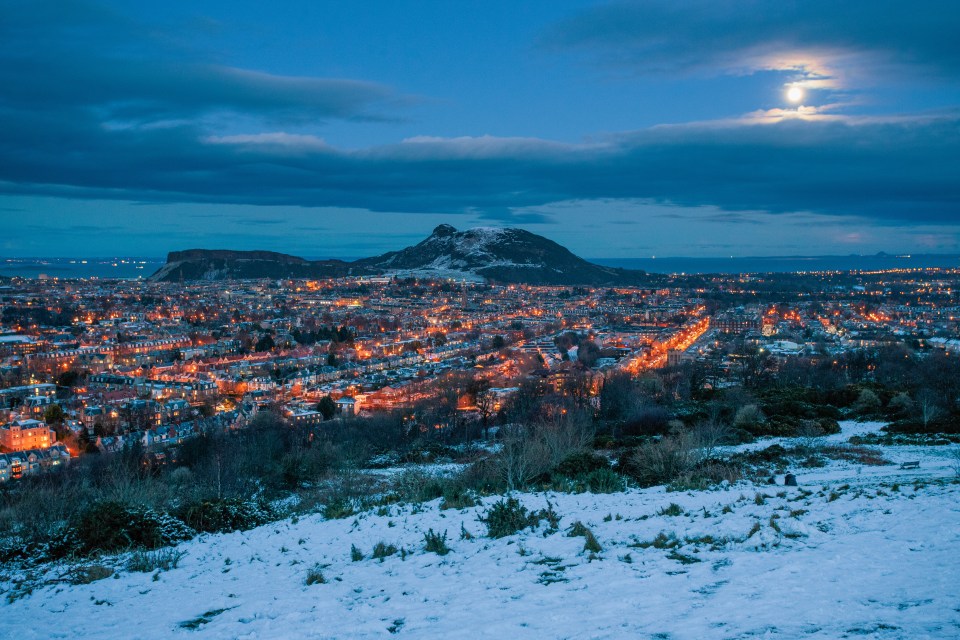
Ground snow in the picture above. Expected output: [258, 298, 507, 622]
[3, 430, 959, 639]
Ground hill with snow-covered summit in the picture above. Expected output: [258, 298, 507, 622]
[150, 225, 649, 285]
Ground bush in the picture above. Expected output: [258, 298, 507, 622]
[481, 498, 532, 539]
[423, 529, 450, 555]
[323, 498, 358, 520]
[667, 459, 742, 492]
[567, 521, 602, 553]
[554, 451, 610, 477]
[73, 501, 194, 555]
[350, 544, 364, 562]
[176, 498, 273, 534]
[305, 564, 326, 585]
[480, 498, 560, 538]
[439, 485, 477, 510]
[547, 467, 627, 494]
[392, 468, 447, 503]
[372, 542, 398, 561]
[65, 564, 114, 584]
[582, 468, 626, 493]
[619, 436, 697, 487]
[658, 503, 684, 517]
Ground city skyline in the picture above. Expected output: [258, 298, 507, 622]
[2, 0, 959, 258]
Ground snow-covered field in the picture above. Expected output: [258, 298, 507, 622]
[3, 424, 959, 639]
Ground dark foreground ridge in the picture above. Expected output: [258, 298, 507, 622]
[150, 225, 648, 285]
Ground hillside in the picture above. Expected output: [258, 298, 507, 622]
[149, 250, 371, 282]
[3, 422, 958, 639]
[355, 224, 646, 285]
[149, 225, 649, 285]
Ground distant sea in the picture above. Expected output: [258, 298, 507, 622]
[1, 253, 958, 280]
[0, 258, 164, 280]
[592, 254, 960, 275]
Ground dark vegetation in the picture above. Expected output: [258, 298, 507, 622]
[0, 343, 955, 565]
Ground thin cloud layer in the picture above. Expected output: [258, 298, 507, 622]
[543, 0, 960, 86]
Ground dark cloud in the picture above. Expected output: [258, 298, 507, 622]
[0, 0, 400, 128]
[1, 111, 958, 225]
[473, 206, 555, 225]
[0, 0, 956, 230]
[542, 0, 960, 82]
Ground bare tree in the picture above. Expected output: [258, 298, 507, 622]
[916, 390, 943, 430]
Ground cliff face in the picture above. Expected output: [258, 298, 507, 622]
[150, 226, 648, 285]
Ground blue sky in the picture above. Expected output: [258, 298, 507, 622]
[1, 0, 958, 258]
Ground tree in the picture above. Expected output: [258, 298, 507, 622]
[916, 389, 943, 429]
[852, 389, 881, 417]
[317, 395, 337, 421]
[255, 335, 275, 353]
[475, 388, 497, 440]
[491, 335, 506, 350]
[43, 403, 66, 426]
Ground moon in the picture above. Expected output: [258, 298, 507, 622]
[787, 86, 804, 103]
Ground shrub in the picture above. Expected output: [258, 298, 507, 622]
[350, 544, 364, 562]
[480, 498, 560, 538]
[392, 468, 447, 503]
[632, 532, 679, 550]
[176, 498, 273, 534]
[619, 434, 699, 487]
[658, 503, 684, 517]
[567, 521, 601, 553]
[423, 529, 450, 556]
[554, 451, 610, 477]
[73, 501, 194, 554]
[582, 468, 626, 493]
[372, 542, 398, 561]
[127, 548, 187, 573]
[323, 498, 358, 520]
[667, 459, 741, 492]
[65, 564, 114, 584]
[481, 498, 533, 538]
[305, 564, 326, 585]
[439, 485, 477, 511]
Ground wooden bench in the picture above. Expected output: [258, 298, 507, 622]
[900, 461, 920, 470]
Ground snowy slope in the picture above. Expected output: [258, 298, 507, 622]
[2, 431, 959, 639]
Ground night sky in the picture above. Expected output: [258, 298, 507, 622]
[2, 0, 958, 258]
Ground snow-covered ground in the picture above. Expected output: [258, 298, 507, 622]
[3, 425, 959, 639]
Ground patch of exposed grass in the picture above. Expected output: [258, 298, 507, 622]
[667, 550, 701, 565]
[127, 548, 186, 573]
[64, 564, 114, 585]
[179, 607, 233, 630]
[305, 564, 326, 585]
[632, 531, 680, 550]
[658, 503, 684, 517]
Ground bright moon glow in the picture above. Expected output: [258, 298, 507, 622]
[787, 86, 804, 103]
